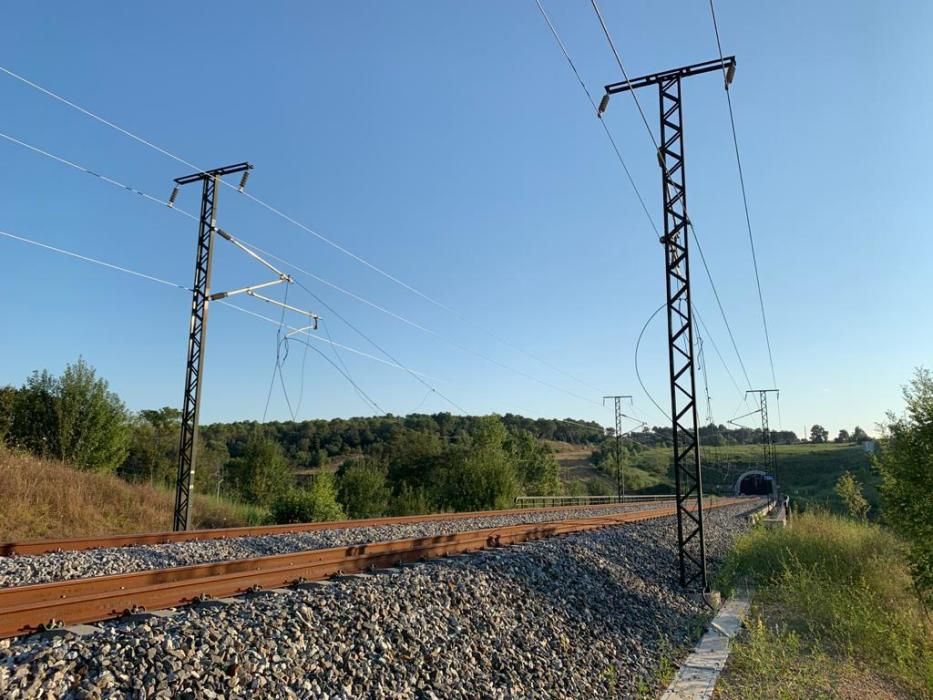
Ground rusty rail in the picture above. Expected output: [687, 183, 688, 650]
[1, 497, 686, 556]
[0, 498, 746, 639]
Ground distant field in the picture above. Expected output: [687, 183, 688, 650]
[551, 440, 877, 513]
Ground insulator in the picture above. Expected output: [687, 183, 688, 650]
[656, 149, 665, 169]
[238, 170, 250, 192]
[167, 186, 179, 208]
[725, 63, 736, 88]
[597, 93, 611, 117]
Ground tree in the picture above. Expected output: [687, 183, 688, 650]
[228, 435, 292, 507]
[810, 424, 829, 443]
[436, 416, 520, 511]
[0, 386, 18, 442]
[508, 430, 561, 496]
[834, 471, 869, 520]
[834, 429, 851, 443]
[270, 472, 345, 523]
[337, 459, 390, 519]
[876, 368, 933, 598]
[9, 359, 129, 471]
[851, 426, 870, 444]
[121, 407, 181, 484]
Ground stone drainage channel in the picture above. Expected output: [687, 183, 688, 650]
[0, 499, 763, 698]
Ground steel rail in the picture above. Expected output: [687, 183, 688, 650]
[0, 497, 676, 556]
[0, 499, 746, 639]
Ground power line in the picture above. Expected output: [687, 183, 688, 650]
[0, 63, 603, 399]
[588, 0, 659, 151]
[534, 0, 658, 235]
[706, 0, 780, 426]
[535, 5, 754, 416]
[688, 224, 756, 390]
[0, 129, 606, 411]
[0, 227, 443, 382]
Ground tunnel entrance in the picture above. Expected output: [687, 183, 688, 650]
[735, 470, 775, 496]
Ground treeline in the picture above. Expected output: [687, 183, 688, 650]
[0, 359, 562, 523]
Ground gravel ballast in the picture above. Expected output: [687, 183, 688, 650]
[0, 504, 668, 588]
[0, 501, 762, 699]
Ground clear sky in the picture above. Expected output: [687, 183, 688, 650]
[1, 1, 931, 438]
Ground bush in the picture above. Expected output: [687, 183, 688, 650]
[876, 368, 933, 599]
[337, 460, 390, 518]
[227, 435, 292, 507]
[390, 482, 433, 516]
[834, 471, 870, 520]
[270, 473, 345, 523]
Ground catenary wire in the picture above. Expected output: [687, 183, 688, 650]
[706, 0, 781, 427]
[534, 0, 659, 235]
[0, 228, 442, 381]
[0, 129, 606, 411]
[0, 64, 603, 399]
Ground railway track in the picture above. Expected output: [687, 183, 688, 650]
[0, 498, 745, 639]
[0, 496, 676, 556]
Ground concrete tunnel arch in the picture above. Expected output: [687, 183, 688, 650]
[734, 470, 776, 497]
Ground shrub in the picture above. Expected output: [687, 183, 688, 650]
[337, 460, 390, 518]
[270, 473, 345, 523]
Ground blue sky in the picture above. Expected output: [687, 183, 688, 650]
[0, 1, 930, 438]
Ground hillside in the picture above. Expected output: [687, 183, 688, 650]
[574, 442, 876, 511]
[0, 448, 260, 541]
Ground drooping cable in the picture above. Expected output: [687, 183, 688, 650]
[291, 279, 468, 415]
[263, 284, 294, 422]
[633, 303, 670, 421]
[707, 0, 780, 427]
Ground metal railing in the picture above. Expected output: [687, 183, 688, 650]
[513, 494, 678, 509]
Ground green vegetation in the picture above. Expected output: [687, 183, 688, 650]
[876, 368, 933, 601]
[835, 471, 870, 520]
[716, 512, 933, 699]
[6, 358, 129, 472]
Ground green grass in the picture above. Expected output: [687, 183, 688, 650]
[714, 512, 933, 699]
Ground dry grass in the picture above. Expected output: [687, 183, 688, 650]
[0, 447, 262, 540]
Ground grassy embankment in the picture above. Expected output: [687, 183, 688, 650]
[714, 512, 933, 699]
[553, 442, 878, 512]
[0, 448, 262, 540]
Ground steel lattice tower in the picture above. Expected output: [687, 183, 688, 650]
[748, 388, 780, 491]
[601, 57, 735, 589]
[172, 162, 252, 532]
[603, 395, 632, 500]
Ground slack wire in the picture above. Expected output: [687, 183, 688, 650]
[284, 334, 388, 417]
[291, 279, 467, 415]
[263, 284, 295, 422]
[634, 303, 670, 421]
[707, 0, 780, 427]
[534, 0, 659, 235]
[321, 318, 386, 415]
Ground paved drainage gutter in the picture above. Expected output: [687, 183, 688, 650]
[660, 592, 751, 700]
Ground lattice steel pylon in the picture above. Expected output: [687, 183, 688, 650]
[600, 57, 736, 589]
[169, 162, 319, 532]
[747, 389, 780, 490]
[603, 395, 632, 499]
